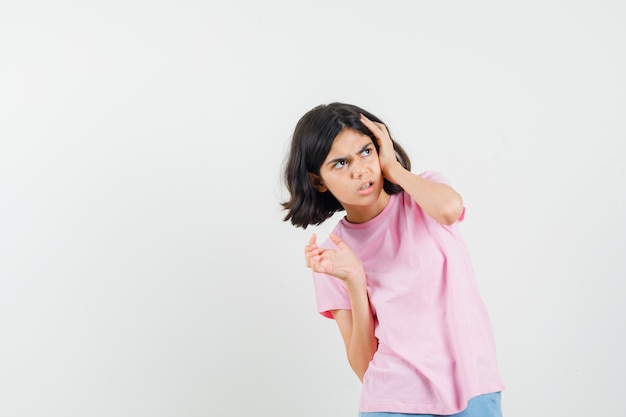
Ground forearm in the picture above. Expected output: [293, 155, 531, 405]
[345, 278, 378, 382]
[386, 166, 463, 225]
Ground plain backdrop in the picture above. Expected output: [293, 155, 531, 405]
[1, 1, 625, 416]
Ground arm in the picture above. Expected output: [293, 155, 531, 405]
[384, 168, 463, 225]
[331, 280, 378, 381]
[305, 234, 378, 381]
[360, 114, 464, 225]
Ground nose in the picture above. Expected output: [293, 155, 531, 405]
[351, 159, 368, 178]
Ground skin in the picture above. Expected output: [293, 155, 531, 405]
[304, 114, 465, 382]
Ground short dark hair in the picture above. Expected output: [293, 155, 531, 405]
[281, 102, 411, 229]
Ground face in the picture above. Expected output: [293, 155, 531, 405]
[310, 128, 390, 224]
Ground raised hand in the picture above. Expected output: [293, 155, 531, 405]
[304, 233, 365, 284]
[360, 113, 403, 181]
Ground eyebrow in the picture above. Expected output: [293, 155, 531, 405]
[325, 142, 373, 167]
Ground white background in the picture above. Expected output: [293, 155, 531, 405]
[1, 1, 625, 416]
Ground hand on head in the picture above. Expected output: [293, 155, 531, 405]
[360, 114, 402, 180]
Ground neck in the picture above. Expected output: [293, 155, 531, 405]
[344, 192, 391, 224]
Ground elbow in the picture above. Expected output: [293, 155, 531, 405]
[347, 341, 377, 382]
[440, 194, 464, 225]
[347, 349, 370, 380]
[350, 359, 371, 383]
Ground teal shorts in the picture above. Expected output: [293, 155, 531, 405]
[358, 392, 502, 417]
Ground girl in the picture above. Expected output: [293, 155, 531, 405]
[281, 102, 504, 417]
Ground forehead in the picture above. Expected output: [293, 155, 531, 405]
[325, 129, 373, 157]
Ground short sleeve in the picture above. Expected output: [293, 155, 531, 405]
[419, 170, 466, 223]
[312, 271, 352, 319]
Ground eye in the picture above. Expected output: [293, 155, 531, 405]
[333, 160, 347, 169]
[361, 147, 373, 156]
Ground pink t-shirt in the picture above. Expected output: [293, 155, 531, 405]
[312, 170, 504, 414]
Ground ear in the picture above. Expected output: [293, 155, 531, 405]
[308, 172, 328, 192]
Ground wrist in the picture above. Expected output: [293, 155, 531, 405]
[344, 270, 367, 289]
[384, 162, 408, 184]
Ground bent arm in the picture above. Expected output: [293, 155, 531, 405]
[331, 276, 378, 382]
[305, 233, 378, 381]
[358, 115, 463, 225]
[386, 166, 464, 225]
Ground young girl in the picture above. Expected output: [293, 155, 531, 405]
[281, 102, 504, 417]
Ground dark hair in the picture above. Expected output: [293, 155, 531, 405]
[281, 102, 411, 229]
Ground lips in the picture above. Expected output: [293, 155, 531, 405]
[358, 181, 373, 191]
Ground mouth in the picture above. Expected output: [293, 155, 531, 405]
[358, 181, 373, 192]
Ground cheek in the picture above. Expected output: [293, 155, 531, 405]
[369, 159, 382, 173]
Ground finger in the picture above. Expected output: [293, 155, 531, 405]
[304, 247, 317, 269]
[305, 249, 321, 268]
[329, 233, 345, 249]
[360, 114, 390, 146]
[305, 244, 318, 258]
[309, 254, 324, 273]
[375, 122, 389, 135]
[360, 113, 378, 133]
[304, 234, 318, 256]
[360, 114, 385, 134]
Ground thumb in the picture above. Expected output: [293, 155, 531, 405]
[329, 233, 345, 249]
